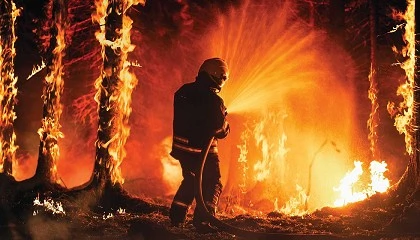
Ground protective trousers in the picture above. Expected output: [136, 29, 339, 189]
[169, 153, 222, 227]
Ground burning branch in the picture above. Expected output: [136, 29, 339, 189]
[26, 59, 46, 80]
[92, 0, 144, 188]
[0, 0, 20, 176]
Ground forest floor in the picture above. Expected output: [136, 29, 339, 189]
[1, 191, 420, 240]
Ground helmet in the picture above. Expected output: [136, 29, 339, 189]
[198, 58, 229, 91]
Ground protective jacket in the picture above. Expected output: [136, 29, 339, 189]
[170, 73, 230, 160]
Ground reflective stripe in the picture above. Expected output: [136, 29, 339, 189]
[173, 200, 190, 208]
[205, 201, 216, 209]
[215, 121, 228, 135]
[173, 142, 218, 154]
[215, 128, 224, 135]
[174, 136, 188, 144]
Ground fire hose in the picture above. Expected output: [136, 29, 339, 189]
[194, 136, 345, 240]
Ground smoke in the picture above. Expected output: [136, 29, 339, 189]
[27, 216, 71, 240]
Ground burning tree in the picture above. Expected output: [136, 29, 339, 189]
[83, 0, 153, 213]
[35, 0, 67, 186]
[89, 0, 141, 190]
[0, 0, 19, 177]
[389, 0, 420, 199]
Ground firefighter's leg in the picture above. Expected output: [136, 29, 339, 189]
[169, 159, 195, 227]
[193, 154, 222, 233]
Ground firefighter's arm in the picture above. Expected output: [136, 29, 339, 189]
[214, 103, 230, 139]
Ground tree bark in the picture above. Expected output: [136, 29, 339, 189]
[0, 0, 19, 176]
[367, 0, 380, 160]
[35, 0, 67, 185]
[393, 0, 419, 199]
[328, 0, 345, 44]
[413, 0, 419, 194]
[91, 0, 124, 190]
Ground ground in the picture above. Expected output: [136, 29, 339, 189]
[1, 191, 420, 240]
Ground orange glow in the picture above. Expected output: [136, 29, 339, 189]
[206, 0, 357, 213]
[159, 137, 182, 194]
[0, 1, 20, 175]
[93, 0, 144, 185]
[334, 160, 390, 207]
[387, 0, 416, 155]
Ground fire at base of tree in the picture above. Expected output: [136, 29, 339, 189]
[0, 0, 419, 239]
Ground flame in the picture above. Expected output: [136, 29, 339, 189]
[26, 59, 46, 80]
[33, 195, 66, 215]
[367, 63, 379, 158]
[333, 160, 390, 207]
[369, 161, 390, 193]
[93, 0, 144, 185]
[387, 0, 416, 155]
[249, 113, 289, 184]
[37, 0, 67, 183]
[0, 1, 20, 175]
[277, 184, 308, 216]
[237, 128, 251, 193]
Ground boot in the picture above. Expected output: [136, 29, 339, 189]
[169, 202, 189, 227]
[192, 203, 218, 234]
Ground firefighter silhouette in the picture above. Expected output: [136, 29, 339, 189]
[169, 58, 230, 233]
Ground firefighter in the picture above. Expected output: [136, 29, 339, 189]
[169, 58, 230, 233]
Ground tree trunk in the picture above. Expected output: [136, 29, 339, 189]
[328, 0, 345, 44]
[367, 0, 380, 160]
[413, 0, 419, 195]
[0, 0, 19, 176]
[91, 0, 125, 190]
[35, 0, 67, 185]
[394, 0, 419, 199]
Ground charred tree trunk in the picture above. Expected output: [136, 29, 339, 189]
[35, 0, 67, 186]
[368, 0, 380, 160]
[0, 0, 19, 176]
[90, 0, 124, 191]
